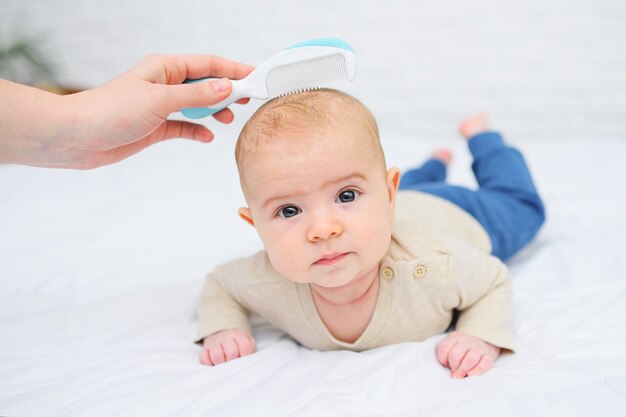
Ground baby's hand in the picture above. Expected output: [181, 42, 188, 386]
[199, 329, 256, 366]
[436, 331, 501, 378]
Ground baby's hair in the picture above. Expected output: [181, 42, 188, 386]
[235, 88, 385, 175]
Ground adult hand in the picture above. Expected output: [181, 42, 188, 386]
[0, 55, 254, 169]
[436, 331, 502, 378]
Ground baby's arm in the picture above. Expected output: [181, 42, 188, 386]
[197, 263, 254, 365]
[439, 243, 514, 377]
[200, 329, 256, 366]
[436, 331, 501, 378]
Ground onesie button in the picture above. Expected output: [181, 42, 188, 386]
[413, 264, 427, 279]
[382, 266, 394, 280]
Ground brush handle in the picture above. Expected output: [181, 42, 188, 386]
[180, 78, 245, 119]
[180, 38, 356, 119]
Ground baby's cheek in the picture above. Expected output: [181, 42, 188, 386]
[264, 238, 304, 281]
[358, 203, 388, 231]
[357, 215, 392, 257]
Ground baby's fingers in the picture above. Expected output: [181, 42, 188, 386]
[198, 344, 226, 366]
[447, 344, 470, 371]
[451, 350, 482, 379]
[199, 349, 213, 366]
[199, 329, 255, 366]
[234, 334, 256, 357]
[436, 337, 458, 368]
[466, 355, 494, 377]
[221, 338, 241, 362]
[208, 345, 227, 366]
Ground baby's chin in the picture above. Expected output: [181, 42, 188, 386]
[310, 270, 364, 290]
[280, 274, 352, 289]
[277, 270, 355, 289]
[270, 261, 352, 287]
[310, 279, 351, 290]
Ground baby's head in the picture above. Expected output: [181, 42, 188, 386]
[236, 89, 400, 291]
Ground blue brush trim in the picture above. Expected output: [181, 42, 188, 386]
[181, 107, 220, 119]
[286, 38, 354, 52]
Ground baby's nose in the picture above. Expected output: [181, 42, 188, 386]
[307, 214, 343, 242]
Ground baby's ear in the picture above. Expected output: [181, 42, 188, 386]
[387, 167, 400, 200]
[238, 207, 255, 227]
[386, 167, 401, 221]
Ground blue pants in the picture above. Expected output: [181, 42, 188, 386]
[399, 132, 545, 261]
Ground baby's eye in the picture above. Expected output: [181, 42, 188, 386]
[277, 205, 301, 218]
[337, 189, 359, 203]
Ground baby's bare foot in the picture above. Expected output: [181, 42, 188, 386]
[459, 113, 489, 140]
[432, 149, 452, 166]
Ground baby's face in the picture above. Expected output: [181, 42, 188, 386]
[239, 123, 399, 290]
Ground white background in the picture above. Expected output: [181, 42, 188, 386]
[1, 0, 625, 142]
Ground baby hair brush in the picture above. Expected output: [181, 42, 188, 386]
[181, 38, 356, 119]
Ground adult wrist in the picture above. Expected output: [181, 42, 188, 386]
[0, 79, 79, 168]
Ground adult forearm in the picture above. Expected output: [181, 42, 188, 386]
[0, 79, 82, 168]
[1, 55, 252, 170]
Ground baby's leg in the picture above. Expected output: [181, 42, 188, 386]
[399, 149, 452, 190]
[453, 114, 545, 260]
[409, 114, 545, 261]
[460, 114, 542, 202]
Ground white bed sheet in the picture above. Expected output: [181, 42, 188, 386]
[1, 135, 625, 417]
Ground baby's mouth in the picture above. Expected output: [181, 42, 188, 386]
[313, 252, 349, 266]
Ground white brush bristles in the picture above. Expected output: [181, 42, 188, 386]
[265, 53, 349, 98]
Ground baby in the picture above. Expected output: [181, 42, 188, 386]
[196, 89, 545, 379]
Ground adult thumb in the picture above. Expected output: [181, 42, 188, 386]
[164, 78, 232, 113]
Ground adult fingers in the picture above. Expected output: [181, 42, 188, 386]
[162, 83, 239, 121]
[162, 79, 233, 113]
[467, 355, 494, 377]
[92, 120, 215, 167]
[162, 81, 251, 117]
[138, 54, 254, 85]
[212, 107, 235, 124]
[159, 120, 215, 142]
